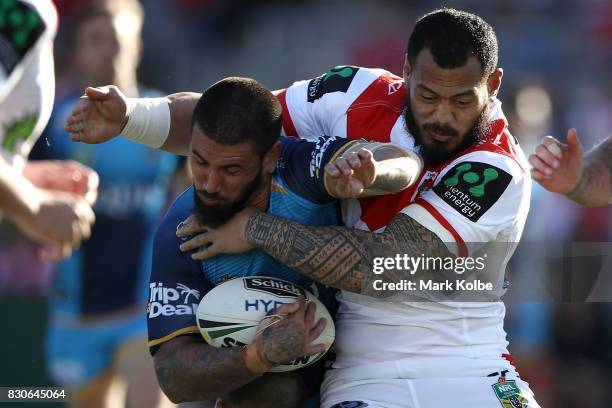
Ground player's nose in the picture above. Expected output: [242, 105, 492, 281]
[204, 169, 222, 194]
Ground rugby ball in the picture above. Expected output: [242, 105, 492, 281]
[196, 276, 335, 372]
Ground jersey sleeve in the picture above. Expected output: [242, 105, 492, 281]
[147, 186, 211, 355]
[0, 0, 56, 99]
[276, 135, 357, 204]
[275, 66, 374, 140]
[401, 151, 531, 256]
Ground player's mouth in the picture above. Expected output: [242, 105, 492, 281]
[426, 130, 454, 143]
[201, 196, 223, 205]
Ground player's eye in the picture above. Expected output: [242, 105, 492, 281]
[455, 99, 473, 107]
[420, 93, 437, 102]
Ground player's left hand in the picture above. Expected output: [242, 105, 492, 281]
[23, 160, 99, 205]
[325, 148, 376, 198]
[177, 207, 259, 260]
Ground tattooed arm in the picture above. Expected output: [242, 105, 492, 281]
[154, 336, 259, 403]
[244, 210, 453, 293]
[531, 130, 612, 207]
[568, 136, 612, 206]
[153, 297, 326, 403]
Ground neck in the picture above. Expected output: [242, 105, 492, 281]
[249, 175, 273, 212]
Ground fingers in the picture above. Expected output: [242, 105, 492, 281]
[304, 299, 316, 329]
[303, 342, 327, 356]
[65, 103, 89, 134]
[528, 154, 554, 176]
[535, 144, 560, 169]
[530, 168, 549, 181]
[566, 128, 583, 156]
[275, 296, 304, 317]
[176, 214, 207, 237]
[191, 243, 220, 260]
[40, 243, 72, 262]
[333, 157, 354, 176]
[308, 317, 327, 342]
[356, 148, 373, 162]
[179, 231, 213, 252]
[324, 162, 341, 178]
[84, 86, 113, 100]
[541, 136, 562, 160]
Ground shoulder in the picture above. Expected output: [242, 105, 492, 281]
[155, 186, 195, 246]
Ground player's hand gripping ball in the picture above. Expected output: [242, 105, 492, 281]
[197, 276, 335, 372]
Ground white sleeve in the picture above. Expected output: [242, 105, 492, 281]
[401, 151, 531, 256]
[275, 66, 386, 141]
[0, 0, 57, 101]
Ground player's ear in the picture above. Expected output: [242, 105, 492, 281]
[262, 141, 281, 174]
[487, 68, 503, 98]
[403, 53, 411, 84]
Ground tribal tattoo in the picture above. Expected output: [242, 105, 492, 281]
[245, 211, 455, 294]
[569, 136, 612, 206]
[154, 336, 259, 403]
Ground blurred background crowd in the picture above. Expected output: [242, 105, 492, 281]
[1, 0, 611, 407]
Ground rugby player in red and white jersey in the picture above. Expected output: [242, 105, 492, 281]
[0, 0, 96, 261]
[65, 7, 539, 408]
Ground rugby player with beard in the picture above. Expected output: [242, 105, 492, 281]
[177, 10, 540, 408]
[65, 7, 539, 407]
[141, 77, 421, 406]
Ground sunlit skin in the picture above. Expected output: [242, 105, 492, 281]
[403, 48, 503, 158]
[189, 126, 280, 213]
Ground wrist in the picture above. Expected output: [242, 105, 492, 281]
[565, 168, 586, 198]
[121, 98, 170, 148]
[241, 342, 273, 374]
[11, 179, 43, 223]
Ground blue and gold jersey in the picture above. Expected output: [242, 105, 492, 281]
[148, 135, 353, 352]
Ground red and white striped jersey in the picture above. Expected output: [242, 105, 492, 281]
[277, 66, 531, 373]
[0, 0, 57, 171]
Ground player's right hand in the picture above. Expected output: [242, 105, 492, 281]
[244, 296, 327, 373]
[325, 148, 376, 198]
[23, 160, 99, 205]
[529, 128, 584, 194]
[14, 189, 95, 261]
[64, 85, 128, 144]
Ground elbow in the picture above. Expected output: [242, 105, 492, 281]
[153, 360, 184, 404]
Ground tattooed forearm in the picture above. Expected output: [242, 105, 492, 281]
[569, 136, 612, 206]
[245, 211, 453, 293]
[154, 336, 259, 403]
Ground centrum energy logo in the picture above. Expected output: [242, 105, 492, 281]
[433, 161, 512, 222]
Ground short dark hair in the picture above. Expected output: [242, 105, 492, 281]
[407, 8, 498, 77]
[192, 77, 282, 155]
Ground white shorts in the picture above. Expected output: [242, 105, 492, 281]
[321, 370, 541, 408]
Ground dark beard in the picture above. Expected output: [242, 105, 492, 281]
[403, 98, 491, 166]
[193, 166, 263, 228]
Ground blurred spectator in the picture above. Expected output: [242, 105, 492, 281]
[30, 1, 183, 406]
